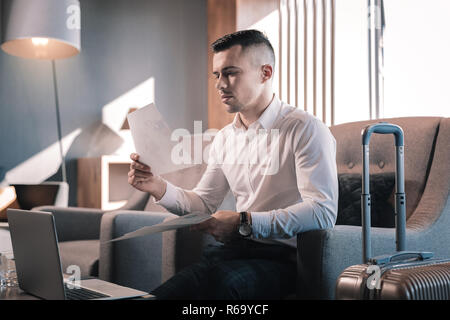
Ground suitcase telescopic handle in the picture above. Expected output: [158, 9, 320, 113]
[361, 122, 406, 263]
[362, 122, 404, 146]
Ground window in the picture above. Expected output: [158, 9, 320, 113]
[243, 0, 450, 125]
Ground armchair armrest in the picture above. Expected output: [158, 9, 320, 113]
[98, 210, 219, 292]
[33, 206, 105, 242]
[99, 210, 177, 292]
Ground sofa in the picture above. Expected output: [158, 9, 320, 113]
[35, 116, 449, 298]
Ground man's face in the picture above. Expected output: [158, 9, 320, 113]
[212, 45, 263, 113]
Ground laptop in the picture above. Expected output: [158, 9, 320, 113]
[7, 208, 153, 300]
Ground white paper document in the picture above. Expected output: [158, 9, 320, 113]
[127, 103, 194, 175]
[106, 212, 212, 243]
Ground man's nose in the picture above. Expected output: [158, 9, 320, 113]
[215, 74, 228, 90]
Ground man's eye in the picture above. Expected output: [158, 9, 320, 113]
[213, 71, 238, 79]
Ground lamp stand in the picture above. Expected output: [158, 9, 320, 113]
[51, 60, 67, 183]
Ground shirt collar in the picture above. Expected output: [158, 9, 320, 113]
[232, 94, 281, 131]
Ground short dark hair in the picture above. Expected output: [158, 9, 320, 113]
[211, 29, 275, 64]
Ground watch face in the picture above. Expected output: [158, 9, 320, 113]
[239, 224, 252, 237]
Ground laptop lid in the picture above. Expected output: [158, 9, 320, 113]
[7, 209, 66, 300]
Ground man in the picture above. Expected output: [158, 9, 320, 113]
[128, 30, 338, 299]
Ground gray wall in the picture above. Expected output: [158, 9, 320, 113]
[0, 0, 207, 205]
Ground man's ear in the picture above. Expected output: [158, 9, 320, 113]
[261, 64, 273, 83]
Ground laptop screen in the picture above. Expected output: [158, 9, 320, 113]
[7, 209, 66, 300]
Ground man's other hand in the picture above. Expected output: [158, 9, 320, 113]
[190, 210, 241, 243]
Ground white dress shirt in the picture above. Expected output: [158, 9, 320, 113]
[156, 95, 338, 247]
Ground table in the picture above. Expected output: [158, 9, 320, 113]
[0, 287, 39, 300]
[0, 285, 155, 300]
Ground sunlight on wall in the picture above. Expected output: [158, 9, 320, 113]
[5, 128, 82, 183]
[101, 77, 155, 155]
[102, 77, 155, 132]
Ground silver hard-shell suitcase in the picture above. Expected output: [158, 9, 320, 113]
[335, 122, 450, 300]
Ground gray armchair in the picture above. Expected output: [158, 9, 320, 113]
[297, 117, 450, 299]
[31, 206, 105, 277]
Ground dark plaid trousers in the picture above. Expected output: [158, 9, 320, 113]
[151, 238, 297, 300]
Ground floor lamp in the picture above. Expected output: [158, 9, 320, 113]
[1, 0, 81, 184]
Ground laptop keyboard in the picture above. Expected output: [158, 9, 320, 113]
[65, 285, 110, 300]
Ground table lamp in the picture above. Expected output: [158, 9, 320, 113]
[1, 0, 81, 184]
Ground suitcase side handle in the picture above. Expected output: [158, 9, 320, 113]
[369, 251, 434, 265]
[361, 122, 407, 263]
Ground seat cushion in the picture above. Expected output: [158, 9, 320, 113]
[58, 240, 99, 277]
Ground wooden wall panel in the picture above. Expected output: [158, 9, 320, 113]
[207, 0, 237, 130]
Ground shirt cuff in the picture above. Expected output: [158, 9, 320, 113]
[154, 180, 178, 209]
[249, 211, 272, 239]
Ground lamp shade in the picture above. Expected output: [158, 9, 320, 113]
[1, 0, 80, 60]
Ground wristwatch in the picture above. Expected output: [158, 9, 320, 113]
[239, 211, 252, 237]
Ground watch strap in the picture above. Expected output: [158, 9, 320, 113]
[240, 211, 248, 224]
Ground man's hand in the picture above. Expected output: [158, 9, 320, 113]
[128, 153, 167, 200]
[190, 210, 241, 243]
